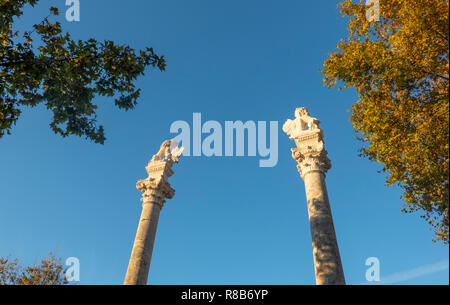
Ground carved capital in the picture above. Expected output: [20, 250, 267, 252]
[284, 108, 331, 179]
[292, 148, 331, 178]
[136, 176, 175, 208]
[136, 159, 177, 209]
[135, 139, 183, 208]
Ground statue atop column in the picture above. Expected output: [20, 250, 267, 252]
[124, 139, 184, 285]
[283, 107, 345, 285]
[283, 107, 331, 179]
[136, 139, 184, 206]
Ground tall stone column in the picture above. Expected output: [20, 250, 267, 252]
[124, 139, 184, 285]
[283, 107, 345, 285]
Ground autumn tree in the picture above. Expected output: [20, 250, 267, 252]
[0, 253, 68, 285]
[0, 0, 165, 143]
[322, 0, 449, 243]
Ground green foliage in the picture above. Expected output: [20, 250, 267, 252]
[0, 253, 68, 285]
[0, 0, 165, 143]
[322, 0, 449, 243]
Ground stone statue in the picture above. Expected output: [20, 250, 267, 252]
[151, 139, 184, 163]
[282, 107, 321, 139]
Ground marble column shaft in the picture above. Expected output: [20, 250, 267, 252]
[123, 191, 164, 285]
[303, 169, 345, 285]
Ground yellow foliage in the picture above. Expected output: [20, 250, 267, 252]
[322, 0, 449, 243]
[0, 253, 68, 285]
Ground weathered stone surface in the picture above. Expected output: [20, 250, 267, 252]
[124, 199, 162, 285]
[283, 107, 345, 285]
[124, 139, 184, 285]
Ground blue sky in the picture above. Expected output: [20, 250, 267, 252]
[0, 0, 448, 285]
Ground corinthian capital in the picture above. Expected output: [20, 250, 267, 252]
[136, 175, 174, 208]
[283, 108, 331, 178]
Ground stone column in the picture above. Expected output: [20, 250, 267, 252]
[283, 108, 345, 285]
[124, 139, 184, 285]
